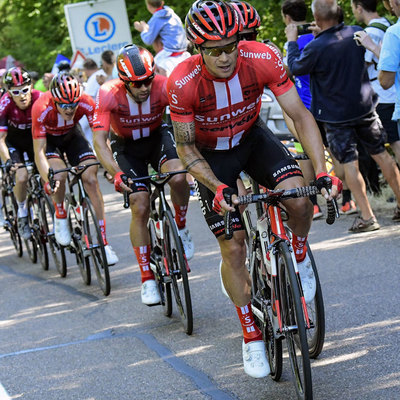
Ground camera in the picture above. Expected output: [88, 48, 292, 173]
[297, 23, 312, 35]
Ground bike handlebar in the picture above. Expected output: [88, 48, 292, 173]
[121, 170, 187, 209]
[48, 162, 100, 189]
[224, 185, 339, 240]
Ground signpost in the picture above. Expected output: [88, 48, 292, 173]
[64, 0, 132, 64]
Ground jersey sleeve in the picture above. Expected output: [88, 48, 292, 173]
[31, 99, 47, 139]
[80, 94, 96, 127]
[260, 43, 293, 97]
[92, 86, 113, 132]
[0, 95, 11, 133]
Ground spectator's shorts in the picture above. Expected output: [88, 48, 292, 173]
[196, 117, 303, 237]
[376, 103, 400, 144]
[46, 124, 96, 166]
[324, 112, 386, 164]
[110, 123, 179, 194]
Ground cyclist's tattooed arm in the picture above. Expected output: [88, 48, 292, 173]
[172, 120, 223, 193]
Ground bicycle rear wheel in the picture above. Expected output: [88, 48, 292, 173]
[149, 218, 172, 316]
[43, 195, 67, 277]
[82, 198, 109, 296]
[2, 191, 23, 257]
[306, 245, 325, 359]
[278, 242, 312, 400]
[163, 210, 193, 335]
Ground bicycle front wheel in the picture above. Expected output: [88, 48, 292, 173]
[278, 242, 312, 400]
[149, 218, 172, 316]
[26, 196, 38, 264]
[163, 210, 193, 335]
[43, 195, 67, 277]
[306, 245, 325, 359]
[37, 195, 50, 270]
[82, 198, 109, 296]
[2, 191, 23, 257]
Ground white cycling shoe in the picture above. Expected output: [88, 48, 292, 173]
[297, 253, 316, 304]
[141, 280, 161, 306]
[242, 340, 270, 378]
[104, 245, 119, 266]
[179, 227, 195, 260]
[219, 260, 229, 298]
[54, 215, 71, 246]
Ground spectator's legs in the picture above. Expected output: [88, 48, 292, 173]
[371, 150, 400, 208]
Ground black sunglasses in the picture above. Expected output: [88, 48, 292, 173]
[200, 41, 238, 57]
[129, 74, 155, 89]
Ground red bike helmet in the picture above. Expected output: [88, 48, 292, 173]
[117, 44, 155, 83]
[230, 1, 260, 30]
[186, 0, 243, 45]
[49, 72, 82, 104]
[3, 67, 31, 89]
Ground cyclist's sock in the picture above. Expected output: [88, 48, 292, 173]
[17, 200, 28, 218]
[133, 245, 154, 283]
[342, 189, 351, 205]
[236, 303, 262, 343]
[292, 234, 308, 263]
[173, 204, 188, 230]
[98, 219, 108, 245]
[54, 202, 67, 219]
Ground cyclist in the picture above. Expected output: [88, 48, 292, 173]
[31, 72, 118, 266]
[168, 0, 341, 378]
[92, 44, 194, 306]
[0, 67, 42, 239]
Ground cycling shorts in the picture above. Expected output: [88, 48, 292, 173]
[110, 123, 179, 194]
[7, 140, 34, 164]
[324, 112, 386, 164]
[196, 117, 303, 237]
[45, 124, 96, 166]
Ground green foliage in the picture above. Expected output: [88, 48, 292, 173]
[0, 0, 395, 75]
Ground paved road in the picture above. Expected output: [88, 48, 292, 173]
[0, 174, 399, 400]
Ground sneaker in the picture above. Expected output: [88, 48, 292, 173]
[312, 204, 323, 220]
[297, 253, 316, 304]
[104, 244, 119, 266]
[219, 260, 229, 298]
[348, 215, 380, 233]
[141, 280, 161, 305]
[242, 340, 270, 378]
[392, 206, 400, 222]
[54, 214, 71, 246]
[179, 227, 194, 260]
[340, 200, 357, 215]
[18, 216, 31, 240]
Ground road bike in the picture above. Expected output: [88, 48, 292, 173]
[49, 162, 110, 295]
[225, 182, 338, 399]
[123, 170, 193, 335]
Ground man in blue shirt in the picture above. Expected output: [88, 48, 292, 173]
[286, 0, 400, 232]
[378, 0, 400, 220]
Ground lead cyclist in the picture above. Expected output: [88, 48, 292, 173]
[167, 0, 341, 379]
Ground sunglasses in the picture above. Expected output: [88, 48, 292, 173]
[9, 86, 31, 97]
[240, 31, 258, 42]
[56, 102, 79, 110]
[200, 41, 238, 57]
[129, 74, 155, 89]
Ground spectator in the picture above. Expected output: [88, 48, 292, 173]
[29, 71, 40, 87]
[351, 0, 400, 164]
[96, 50, 117, 86]
[286, 0, 400, 232]
[377, 0, 400, 219]
[82, 58, 102, 100]
[134, 0, 188, 74]
[57, 60, 71, 73]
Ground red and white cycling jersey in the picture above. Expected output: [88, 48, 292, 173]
[92, 76, 169, 140]
[32, 91, 95, 139]
[167, 41, 293, 151]
[0, 89, 42, 135]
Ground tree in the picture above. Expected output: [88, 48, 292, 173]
[0, 0, 394, 74]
